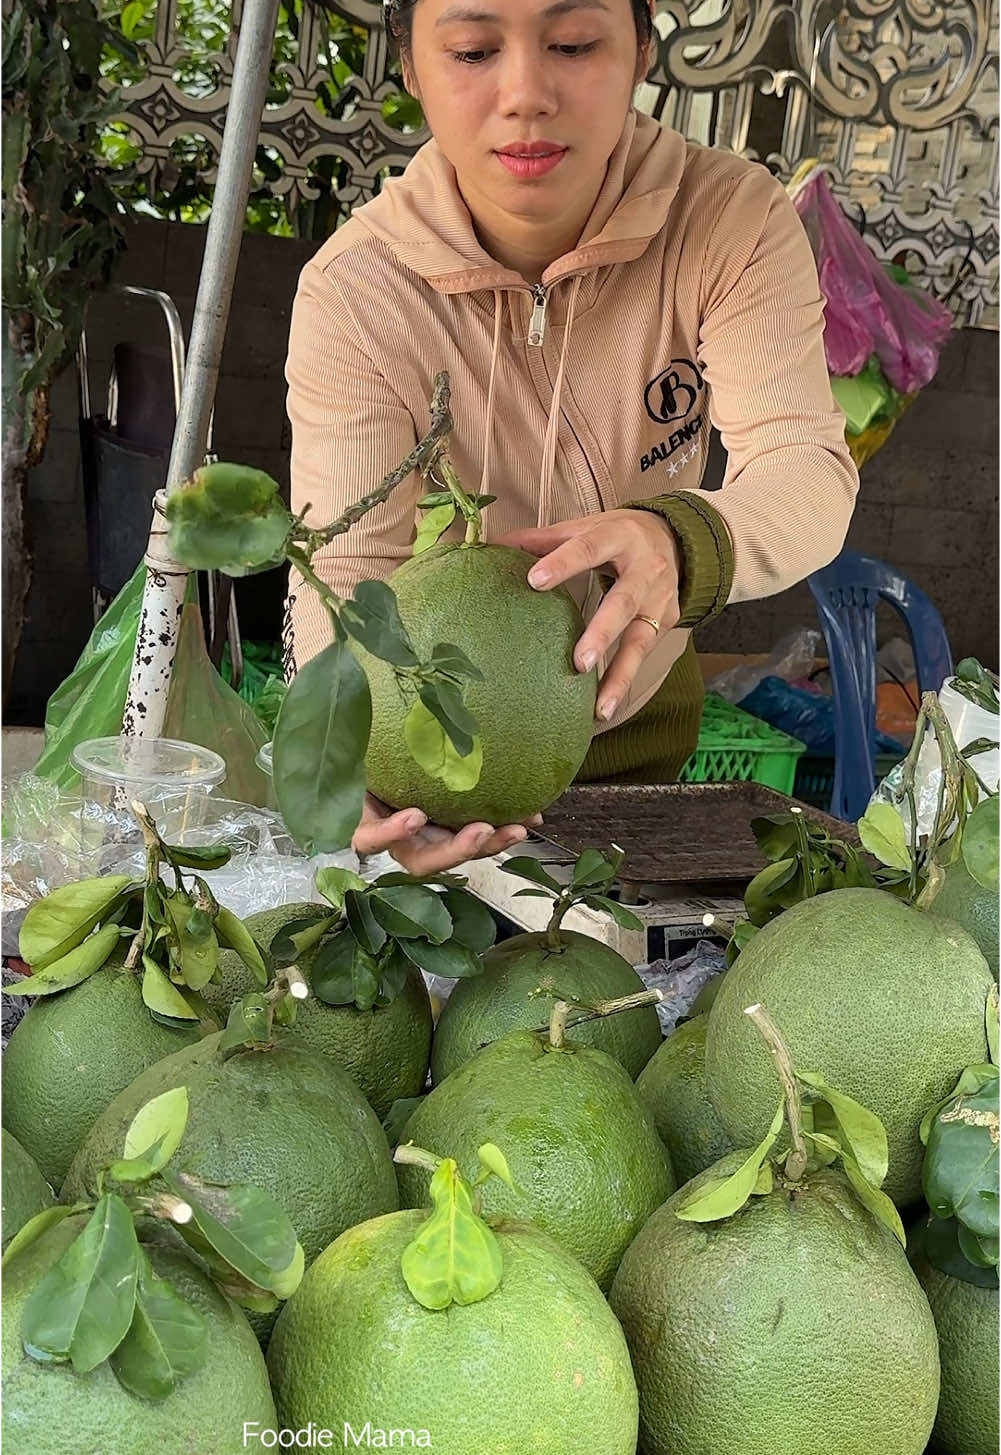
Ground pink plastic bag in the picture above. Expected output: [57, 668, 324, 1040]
[794, 171, 953, 394]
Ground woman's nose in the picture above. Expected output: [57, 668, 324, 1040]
[496, 47, 559, 118]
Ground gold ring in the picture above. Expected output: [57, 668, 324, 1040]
[635, 614, 661, 633]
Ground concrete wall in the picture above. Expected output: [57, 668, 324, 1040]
[6, 219, 998, 725]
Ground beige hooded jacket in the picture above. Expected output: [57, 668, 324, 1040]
[284, 109, 858, 736]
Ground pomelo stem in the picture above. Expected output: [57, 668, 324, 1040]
[435, 454, 482, 546]
[744, 1003, 808, 1182]
[394, 1143, 443, 1174]
[545, 896, 571, 950]
[547, 988, 663, 1048]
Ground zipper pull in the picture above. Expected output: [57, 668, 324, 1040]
[528, 285, 548, 347]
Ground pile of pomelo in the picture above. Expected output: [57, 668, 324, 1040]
[2, 804, 998, 1455]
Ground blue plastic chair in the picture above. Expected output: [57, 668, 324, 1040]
[806, 548, 954, 822]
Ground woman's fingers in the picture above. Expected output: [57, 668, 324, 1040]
[595, 617, 666, 721]
[353, 795, 538, 874]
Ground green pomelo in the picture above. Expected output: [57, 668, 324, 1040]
[2, 1216, 275, 1454]
[913, 1255, 999, 1455]
[928, 855, 999, 975]
[63, 1032, 399, 1278]
[430, 929, 662, 1085]
[1, 1129, 54, 1244]
[609, 1161, 940, 1455]
[200, 903, 433, 1118]
[358, 543, 596, 826]
[268, 1210, 638, 1455]
[2, 954, 202, 1190]
[704, 888, 993, 1206]
[634, 1015, 733, 1184]
[398, 1029, 674, 1290]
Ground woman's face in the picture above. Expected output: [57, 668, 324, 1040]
[404, 0, 647, 234]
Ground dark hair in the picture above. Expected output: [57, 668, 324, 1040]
[385, 0, 653, 60]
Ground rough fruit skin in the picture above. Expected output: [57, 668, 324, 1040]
[705, 888, 993, 1206]
[358, 543, 596, 826]
[609, 1163, 940, 1455]
[635, 1015, 733, 1184]
[430, 929, 662, 1085]
[268, 1210, 638, 1455]
[398, 1029, 674, 1290]
[1, 1129, 54, 1243]
[2, 1216, 275, 1455]
[63, 1032, 399, 1275]
[928, 856, 999, 975]
[201, 903, 433, 1118]
[913, 1257, 999, 1455]
[1, 958, 201, 1190]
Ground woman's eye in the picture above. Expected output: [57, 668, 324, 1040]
[451, 49, 491, 63]
[553, 41, 599, 55]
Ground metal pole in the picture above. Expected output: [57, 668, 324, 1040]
[122, 0, 282, 736]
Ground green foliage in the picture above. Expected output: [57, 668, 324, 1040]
[920, 1055, 999, 1284]
[399, 1154, 507, 1310]
[500, 846, 645, 939]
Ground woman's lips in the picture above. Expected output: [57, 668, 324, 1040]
[496, 148, 568, 178]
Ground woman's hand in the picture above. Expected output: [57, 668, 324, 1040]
[352, 793, 540, 875]
[498, 509, 681, 722]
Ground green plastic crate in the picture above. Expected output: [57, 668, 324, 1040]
[681, 694, 806, 795]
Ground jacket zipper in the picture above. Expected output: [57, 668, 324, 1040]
[527, 284, 548, 347]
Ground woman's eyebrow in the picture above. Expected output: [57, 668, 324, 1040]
[435, 0, 609, 24]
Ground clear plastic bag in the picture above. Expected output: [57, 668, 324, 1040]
[636, 940, 728, 1035]
[707, 628, 823, 705]
[793, 170, 953, 395]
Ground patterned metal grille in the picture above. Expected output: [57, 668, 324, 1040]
[109, 0, 999, 324]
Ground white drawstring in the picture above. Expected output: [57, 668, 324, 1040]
[537, 274, 583, 528]
[478, 288, 503, 544]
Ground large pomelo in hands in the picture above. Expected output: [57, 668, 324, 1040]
[357, 543, 596, 826]
[705, 888, 993, 1206]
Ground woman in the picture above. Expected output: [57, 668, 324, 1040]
[284, 0, 858, 873]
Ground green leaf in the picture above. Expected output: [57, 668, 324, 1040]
[383, 1096, 425, 1146]
[273, 640, 371, 855]
[376, 950, 410, 1006]
[439, 889, 497, 953]
[351, 945, 381, 1012]
[2, 1206, 75, 1269]
[314, 866, 368, 913]
[369, 885, 452, 943]
[743, 858, 799, 927]
[923, 1076, 1000, 1239]
[429, 643, 483, 682]
[841, 1152, 906, 1246]
[957, 1223, 999, 1269]
[476, 1143, 516, 1189]
[581, 894, 644, 931]
[340, 580, 419, 668]
[988, 985, 999, 1068]
[109, 1249, 207, 1400]
[165, 462, 292, 575]
[270, 913, 338, 966]
[675, 1102, 784, 1223]
[498, 857, 561, 892]
[413, 502, 456, 555]
[122, 1087, 189, 1171]
[5, 922, 121, 996]
[309, 929, 356, 1005]
[219, 994, 272, 1052]
[399, 936, 482, 979]
[962, 796, 1000, 891]
[163, 892, 217, 992]
[162, 843, 233, 871]
[570, 848, 615, 889]
[726, 918, 759, 967]
[417, 491, 453, 508]
[400, 1158, 503, 1310]
[165, 1173, 300, 1297]
[749, 814, 800, 862]
[920, 1213, 999, 1288]
[141, 959, 199, 1021]
[344, 889, 388, 955]
[797, 1072, 889, 1187]
[752, 1161, 774, 1195]
[214, 907, 268, 987]
[921, 1065, 997, 1144]
[857, 803, 912, 872]
[21, 1195, 140, 1372]
[19, 875, 135, 970]
[404, 698, 483, 790]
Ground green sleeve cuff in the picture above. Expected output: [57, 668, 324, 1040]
[624, 491, 734, 628]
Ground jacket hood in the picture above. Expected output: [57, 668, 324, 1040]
[351, 109, 689, 291]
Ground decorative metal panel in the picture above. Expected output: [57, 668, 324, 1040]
[108, 0, 999, 325]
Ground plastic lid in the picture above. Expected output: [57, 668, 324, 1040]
[70, 736, 227, 788]
[256, 741, 274, 778]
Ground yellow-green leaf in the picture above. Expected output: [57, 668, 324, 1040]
[404, 699, 482, 791]
[675, 1101, 784, 1223]
[400, 1159, 503, 1310]
[857, 803, 911, 872]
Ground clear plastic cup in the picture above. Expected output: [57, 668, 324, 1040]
[70, 736, 227, 856]
[256, 740, 274, 778]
